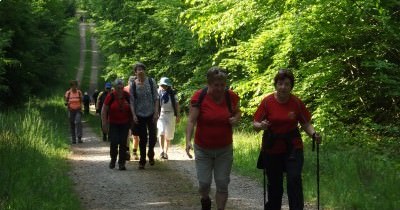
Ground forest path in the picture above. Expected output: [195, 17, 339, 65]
[67, 21, 309, 210]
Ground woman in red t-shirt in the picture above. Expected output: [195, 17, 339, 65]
[101, 79, 132, 171]
[253, 69, 322, 210]
[186, 66, 241, 210]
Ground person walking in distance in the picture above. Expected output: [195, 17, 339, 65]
[65, 80, 83, 144]
[83, 91, 90, 115]
[186, 66, 241, 210]
[129, 62, 159, 169]
[97, 82, 112, 141]
[157, 77, 180, 160]
[101, 79, 132, 170]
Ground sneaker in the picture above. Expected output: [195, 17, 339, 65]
[109, 161, 116, 169]
[201, 197, 211, 210]
[138, 163, 145, 170]
[149, 159, 155, 166]
[102, 135, 107, 141]
[78, 137, 83, 143]
[163, 153, 168, 160]
[160, 152, 165, 159]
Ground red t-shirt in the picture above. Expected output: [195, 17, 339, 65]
[104, 90, 132, 124]
[191, 89, 240, 149]
[253, 93, 311, 154]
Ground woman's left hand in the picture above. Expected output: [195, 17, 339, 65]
[313, 132, 322, 144]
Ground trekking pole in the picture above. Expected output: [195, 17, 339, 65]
[263, 167, 266, 210]
[312, 135, 320, 210]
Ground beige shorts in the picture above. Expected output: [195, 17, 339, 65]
[194, 144, 233, 193]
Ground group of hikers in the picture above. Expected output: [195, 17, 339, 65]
[64, 63, 322, 210]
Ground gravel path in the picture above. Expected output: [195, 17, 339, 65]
[68, 121, 267, 210]
[68, 20, 315, 210]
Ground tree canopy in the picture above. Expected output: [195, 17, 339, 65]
[0, 0, 76, 107]
[82, 0, 399, 139]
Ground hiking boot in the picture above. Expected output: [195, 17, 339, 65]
[138, 163, 145, 170]
[119, 164, 126, 171]
[201, 197, 211, 210]
[109, 161, 116, 169]
[125, 151, 131, 161]
[149, 159, 155, 166]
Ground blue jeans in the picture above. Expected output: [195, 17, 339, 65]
[68, 110, 82, 142]
[108, 123, 129, 165]
[137, 114, 157, 165]
[264, 150, 304, 210]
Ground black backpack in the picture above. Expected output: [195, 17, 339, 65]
[97, 91, 109, 113]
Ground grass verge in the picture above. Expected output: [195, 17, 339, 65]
[0, 18, 83, 210]
[175, 117, 399, 209]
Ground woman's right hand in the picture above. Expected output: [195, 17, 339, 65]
[254, 120, 270, 131]
[185, 141, 193, 159]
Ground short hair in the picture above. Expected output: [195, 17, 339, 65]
[70, 80, 78, 86]
[206, 66, 227, 84]
[114, 78, 124, 86]
[273, 68, 295, 89]
[132, 62, 146, 72]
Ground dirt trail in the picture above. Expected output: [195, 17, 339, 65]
[67, 21, 315, 210]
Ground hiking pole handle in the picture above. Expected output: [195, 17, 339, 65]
[312, 132, 316, 151]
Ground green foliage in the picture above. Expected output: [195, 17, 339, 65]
[0, 0, 76, 108]
[0, 99, 81, 210]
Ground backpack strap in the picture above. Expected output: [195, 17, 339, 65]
[170, 90, 177, 117]
[225, 88, 232, 114]
[195, 87, 232, 114]
[108, 92, 130, 105]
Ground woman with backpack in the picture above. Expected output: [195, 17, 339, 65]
[185, 66, 241, 210]
[101, 79, 132, 170]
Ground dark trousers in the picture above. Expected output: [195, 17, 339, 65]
[137, 115, 157, 165]
[264, 150, 304, 210]
[109, 123, 129, 165]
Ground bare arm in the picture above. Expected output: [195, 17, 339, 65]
[185, 106, 199, 158]
[175, 98, 180, 123]
[228, 101, 241, 125]
[301, 122, 322, 143]
[101, 104, 109, 134]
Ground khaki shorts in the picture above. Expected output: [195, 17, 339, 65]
[194, 144, 233, 193]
